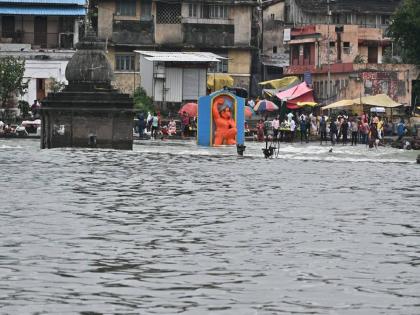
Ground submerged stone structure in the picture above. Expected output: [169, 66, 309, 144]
[40, 29, 134, 150]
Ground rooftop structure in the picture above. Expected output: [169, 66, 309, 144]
[94, 0, 259, 95]
[136, 50, 226, 108]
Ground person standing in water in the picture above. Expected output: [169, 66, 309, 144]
[319, 116, 327, 145]
[351, 118, 359, 146]
[330, 119, 338, 145]
[151, 112, 159, 139]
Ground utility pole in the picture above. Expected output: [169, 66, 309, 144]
[85, 0, 90, 34]
[327, 0, 331, 103]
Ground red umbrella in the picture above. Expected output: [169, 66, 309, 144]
[245, 106, 254, 118]
[178, 102, 198, 117]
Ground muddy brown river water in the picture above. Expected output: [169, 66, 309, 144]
[1, 139, 419, 314]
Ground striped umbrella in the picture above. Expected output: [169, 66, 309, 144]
[245, 106, 254, 118]
[254, 100, 279, 113]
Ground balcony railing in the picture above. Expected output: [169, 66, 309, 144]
[183, 23, 234, 47]
[112, 18, 155, 45]
[181, 17, 233, 25]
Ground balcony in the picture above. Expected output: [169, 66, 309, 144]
[183, 23, 234, 48]
[181, 17, 233, 25]
[112, 19, 154, 46]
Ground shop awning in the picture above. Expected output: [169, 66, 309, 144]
[276, 82, 315, 109]
[259, 76, 300, 89]
[207, 73, 234, 91]
[321, 94, 402, 111]
[321, 99, 355, 110]
[276, 82, 313, 101]
[355, 94, 401, 108]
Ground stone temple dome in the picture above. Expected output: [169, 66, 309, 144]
[65, 28, 114, 85]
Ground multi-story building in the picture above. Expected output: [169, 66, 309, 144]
[279, 0, 419, 108]
[261, 0, 289, 81]
[0, 0, 85, 105]
[94, 0, 259, 96]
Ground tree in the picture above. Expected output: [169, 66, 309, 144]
[48, 77, 66, 93]
[0, 56, 28, 108]
[133, 87, 154, 113]
[389, 0, 420, 65]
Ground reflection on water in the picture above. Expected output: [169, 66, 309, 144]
[1, 139, 419, 314]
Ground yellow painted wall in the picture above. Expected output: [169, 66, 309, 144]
[228, 50, 251, 74]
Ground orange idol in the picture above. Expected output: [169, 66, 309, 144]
[212, 96, 237, 145]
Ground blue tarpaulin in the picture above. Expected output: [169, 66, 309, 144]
[0, 5, 85, 15]
[0, 0, 85, 4]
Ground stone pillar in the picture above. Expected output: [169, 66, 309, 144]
[73, 18, 79, 48]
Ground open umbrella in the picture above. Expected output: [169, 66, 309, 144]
[245, 106, 254, 118]
[178, 102, 198, 117]
[254, 100, 279, 113]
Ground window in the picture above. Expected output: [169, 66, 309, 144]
[116, 55, 135, 71]
[156, 3, 181, 24]
[329, 41, 335, 48]
[345, 14, 352, 24]
[303, 44, 311, 63]
[116, 0, 136, 16]
[201, 4, 229, 19]
[140, 0, 152, 20]
[273, 46, 277, 54]
[381, 15, 390, 25]
[343, 42, 350, 54]
[2, 16, 15, 38]
[209, 53, 228, 73]
[188, 3, 198, 17]
[271, 13, 275, 20]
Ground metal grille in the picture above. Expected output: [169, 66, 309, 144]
[156, 3, 181, 24]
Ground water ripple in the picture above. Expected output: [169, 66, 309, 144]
[1, 139, 419, 314]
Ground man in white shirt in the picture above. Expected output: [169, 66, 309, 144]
[290, 119, 296, 142]
[271, 116, 280, 140]
[287, 112, 294, 122]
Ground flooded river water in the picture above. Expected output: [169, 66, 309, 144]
[1, 139, 419, 314]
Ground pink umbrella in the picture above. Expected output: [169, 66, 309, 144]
[178, 102, 198, 117]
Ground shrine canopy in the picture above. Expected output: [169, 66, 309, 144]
[276, 82, 315, 109]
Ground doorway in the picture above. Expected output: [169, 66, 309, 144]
[34, 16, 48, 48]
[36, 78, 46, 101]
[368, 46, 378, 63]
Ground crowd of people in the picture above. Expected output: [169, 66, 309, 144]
[253, 111, 408, 149]
[135, 111, 197, 139]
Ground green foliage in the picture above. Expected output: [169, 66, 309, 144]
[48, 77, 66, 93]
[382, 47, 402, 64]
[389, 0, 420, 65]
[17, 100, 30, 117]
[353, 55, 366, 64]
[133, 87, 154, 113]
[0, 56, 28, 108]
